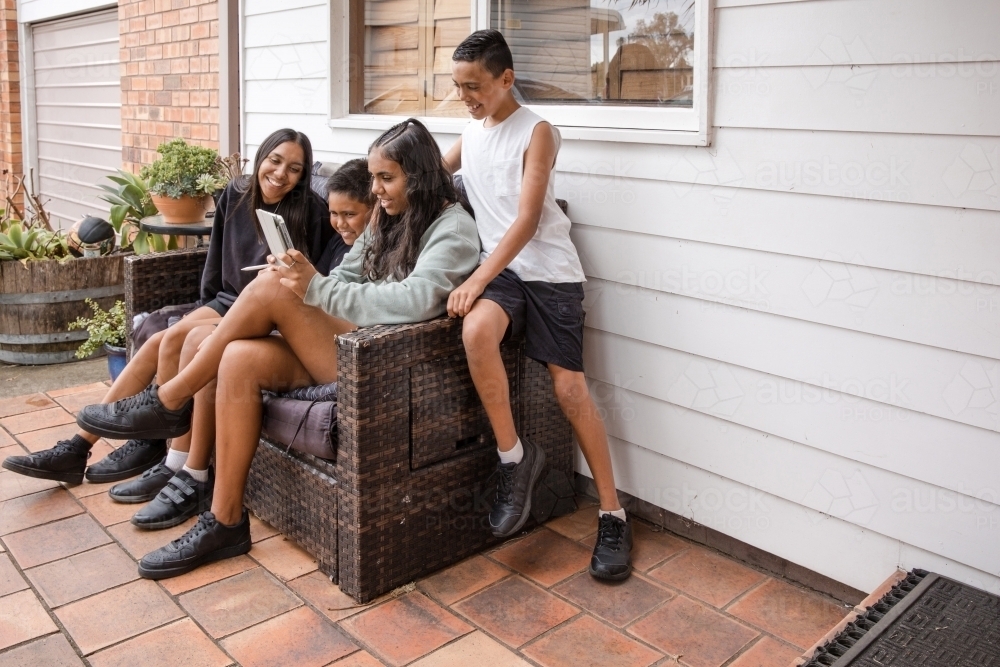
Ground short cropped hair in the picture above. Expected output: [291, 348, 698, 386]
[325, 158, 374, 207]
[452, 29, 513, 78]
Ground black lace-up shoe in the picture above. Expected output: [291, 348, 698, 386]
[589, 513, 633, 581]
[84, 439, 167, 483]
[109, 462, 174, 504]
[77, 384, 192, 440]
[131, 469, 214, 530]
[138, 510, 251, 579]
[1, 435, 91, 484]
[489, 438, 546, 538]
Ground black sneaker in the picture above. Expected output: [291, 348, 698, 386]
[77, 384, 192, 440]
[589, 513, 633, 581]
[84, 439, 167, 483]
[138, 510, 251, 580]
[489, 437, 546, 538]
[109, 461, 175, 504]
[1, 435, 90, 484]
[131, 469, 214, 530]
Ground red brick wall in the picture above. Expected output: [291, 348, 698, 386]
[0, 0, 22, 207]
[118, 0, 220, 173]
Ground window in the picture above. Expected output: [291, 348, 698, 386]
[350, 0, 471, 117]
[338, 0, 710, 143]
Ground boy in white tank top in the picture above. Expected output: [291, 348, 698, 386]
[443, 30, 632, 580]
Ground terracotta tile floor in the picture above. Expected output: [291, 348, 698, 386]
[0, 383, 856, 666]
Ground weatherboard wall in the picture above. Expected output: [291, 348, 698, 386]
[241, 0, 1000, 595]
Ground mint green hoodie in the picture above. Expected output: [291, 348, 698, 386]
[303, 203, 481, 326]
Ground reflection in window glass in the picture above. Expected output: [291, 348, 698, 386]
[353, 0, 695, 117]
[357, 0, 471, 117]
[492, 0, 694, 107]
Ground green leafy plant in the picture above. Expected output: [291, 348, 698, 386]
[68, 299, 126, 359]
[0, 173, 70, 263]
[0, 217, 70, 262]
[141, 139, 227, 199]
[97, 169, 179, 254]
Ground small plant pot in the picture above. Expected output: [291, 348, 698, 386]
[104, 343, 127, 383]
[150, 194, 209, 224]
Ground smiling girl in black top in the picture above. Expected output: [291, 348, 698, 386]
[1, 129, 331, 505]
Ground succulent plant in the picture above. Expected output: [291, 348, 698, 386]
[141, 139, 228, 199]
[0, 218, 70, 263]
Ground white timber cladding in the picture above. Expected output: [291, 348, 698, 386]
[22, 8, 121, 230]
[241, 0, 1000, 595]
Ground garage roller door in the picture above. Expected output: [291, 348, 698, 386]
[31, 9, 121, 230]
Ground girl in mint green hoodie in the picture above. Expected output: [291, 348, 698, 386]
[83, 120, 481, 579]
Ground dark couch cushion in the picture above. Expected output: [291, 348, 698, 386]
[261, 382, 338, 460]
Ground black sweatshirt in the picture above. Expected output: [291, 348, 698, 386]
[200, 181, 334, 314]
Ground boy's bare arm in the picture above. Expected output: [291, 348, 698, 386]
[447, 122, 556, 318]
[442, 137, 462, 174]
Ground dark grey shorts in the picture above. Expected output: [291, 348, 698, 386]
[480, 268, 585, 372]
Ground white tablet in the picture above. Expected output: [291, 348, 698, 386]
[255, 209, 294, 268]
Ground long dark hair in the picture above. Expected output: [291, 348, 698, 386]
[236, 128, 315, 252]
[364, 119, 459, 282]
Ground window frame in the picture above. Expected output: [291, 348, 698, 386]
[328, 0, 713, 146]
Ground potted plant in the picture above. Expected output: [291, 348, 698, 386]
[68, 298, 127, 381]
[141, 139, 228, 224]
[0, 173, 125, 366]
[98, 169, 180, 254]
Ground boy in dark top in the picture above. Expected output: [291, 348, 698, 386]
[443, 30, 632, 580]
[315, 158, 374, 275]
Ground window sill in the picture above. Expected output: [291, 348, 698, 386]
[327, 115, 710, 146]
[328, 115, 469, 135]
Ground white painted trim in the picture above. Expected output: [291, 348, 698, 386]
[328, 0, 348, 120]
[326, 114, 711, 145]
[472, 0, 487, 31]
[238, 0, 247, 160]
[18, 21, 38, 199]
[16, 0, 115, 24]
[327, 0, 713, 146]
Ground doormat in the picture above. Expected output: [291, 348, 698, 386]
[802, 569, 1000, 666]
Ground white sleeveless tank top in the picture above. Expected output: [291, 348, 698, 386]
[460, 106, 585, 283]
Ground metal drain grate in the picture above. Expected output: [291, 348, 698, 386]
[803, 569, 1000, 666]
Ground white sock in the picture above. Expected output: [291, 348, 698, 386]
[498, 438, 524, 465]
[164, 448, 188, 472]
[600, 508, 627, 521]
[182, 465, 209, 483]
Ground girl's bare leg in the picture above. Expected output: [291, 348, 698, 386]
[77, 307, 221, 446]
[154, 309, 222, 385]
[168, 325, 219, 470]
[158, 271, 352, 410]
[211, 337, 315, 525]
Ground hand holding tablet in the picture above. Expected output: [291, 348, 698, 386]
[243, 209, 294, 271]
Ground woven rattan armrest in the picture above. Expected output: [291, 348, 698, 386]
[124, 248, 208, 355]
[332, 317, 546, 600]
[333, 317, 473, 486]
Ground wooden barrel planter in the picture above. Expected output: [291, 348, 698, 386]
[0, 254, 125, 365]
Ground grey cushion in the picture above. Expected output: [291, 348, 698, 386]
[261, 381, 338, 460]
[310, 161, 342, 201]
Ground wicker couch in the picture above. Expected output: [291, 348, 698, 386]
[124, 248, 577, 602]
